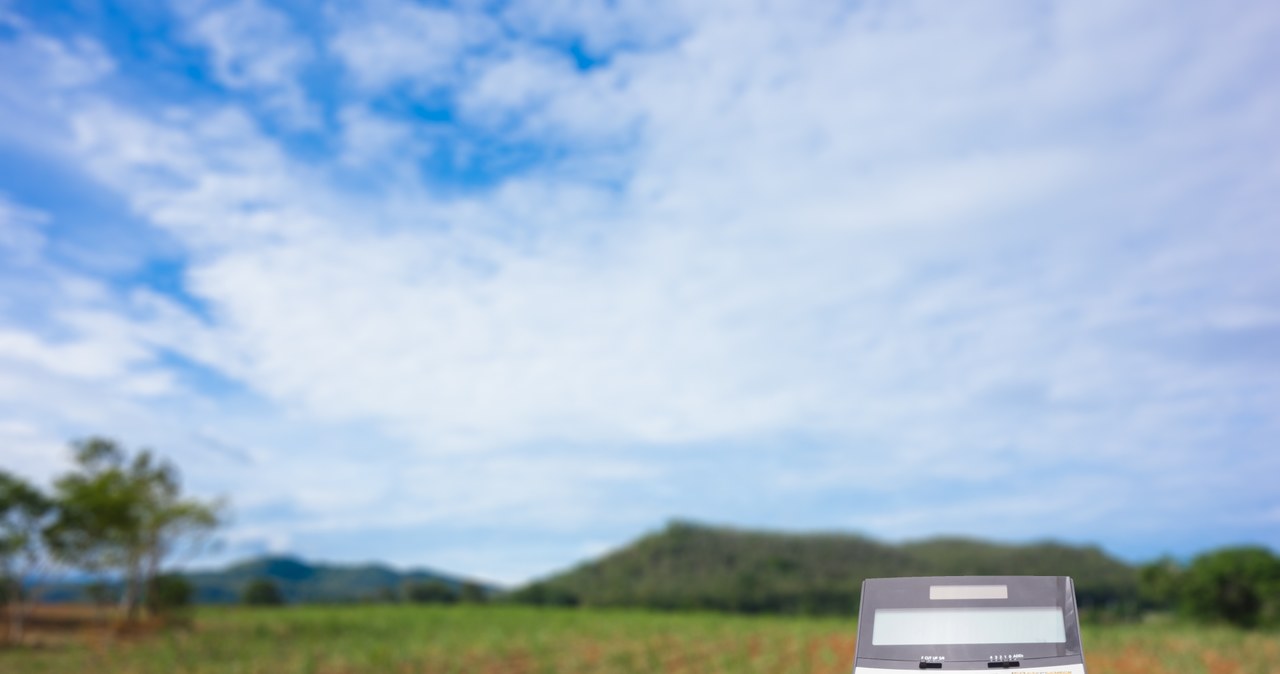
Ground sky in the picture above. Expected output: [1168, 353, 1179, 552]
[0, 0, 1278, 585]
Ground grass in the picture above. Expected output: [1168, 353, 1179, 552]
[2, 604, 1278, 674]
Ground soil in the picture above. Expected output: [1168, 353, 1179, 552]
[0, 604, 175, 649]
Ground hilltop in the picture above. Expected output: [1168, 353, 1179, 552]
[513, 521, 1138, 614]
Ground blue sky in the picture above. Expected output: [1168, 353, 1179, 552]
[1, 0, 1278, 584]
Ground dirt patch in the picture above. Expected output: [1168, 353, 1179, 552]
[1, 604, 177, 649]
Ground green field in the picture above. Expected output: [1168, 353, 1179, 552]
[3, 605, 1278, 674]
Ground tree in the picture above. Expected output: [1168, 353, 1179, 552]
[45, 437, 222, 621]
[0, 470, 54, 643]
[1181, 546, 1280, 628]
[44, 440, 136, 592]
[145, 573, 194, 617]
[512, 581, 578, 607]
[1137, 556, 1182, 611]
[459, 581, 488, 603]
[405, 580, 459, 604]
[135, 465, 220, 619]
[243, 578, 285, 606]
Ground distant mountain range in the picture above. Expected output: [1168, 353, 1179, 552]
[41, 556, 496, 604]
[511, 520, 1139, 614]
[184, 556, 497, 604]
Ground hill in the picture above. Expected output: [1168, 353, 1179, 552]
[513, 521, 1138, 615]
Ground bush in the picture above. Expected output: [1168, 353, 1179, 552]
[146, 573, 194, 615]
[511, 582, 579, 607]
[243, 578, 285, 606]
[405, 580, 459, 604]
[459, 581, 488, 603]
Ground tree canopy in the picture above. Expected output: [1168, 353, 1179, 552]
[1180, 546, 1280, 628]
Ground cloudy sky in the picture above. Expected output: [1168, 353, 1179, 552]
[1, 0, 1278, 584]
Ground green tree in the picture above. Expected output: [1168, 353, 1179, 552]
[243, 578, 285, 606]
[136, 467, 220, 616]
[1138, 555, 1182, 611]
[1181, 546, 1280, 628]
[45, 437, 222, 621]
[0, 470, 54, 643]
[405, 580, 459, 604]
[512, 581, 578, 607]
[459, 581, 488, 603]
[145, 573, 194, 617]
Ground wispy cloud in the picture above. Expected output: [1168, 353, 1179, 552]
[182, 0, 318, 126]
[331, 1, 500, 92]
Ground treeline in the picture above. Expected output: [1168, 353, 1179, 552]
[239, 576, 491, 606]
[1137, 547, 1280, 628]
[0, 437, 221, 642]
[512, 521, 1280, 628]
[176, 555, 498, 605]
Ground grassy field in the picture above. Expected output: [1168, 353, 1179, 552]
[2, 605, 1278, 674]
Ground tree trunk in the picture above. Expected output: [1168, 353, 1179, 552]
[144, 546, 160, 616]
[127, 569, 141, 622]
[120, 554, 143, 623]
[7, 577, 22, 644]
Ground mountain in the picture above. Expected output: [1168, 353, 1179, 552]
[37, 556, 498, 604]
[513, 520, 1138, 615]
[184, 556, 496, 604]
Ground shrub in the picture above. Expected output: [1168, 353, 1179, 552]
[147, 573, 194, 615]
[405, 580, 459, 604]
[243, 578, 285, 606]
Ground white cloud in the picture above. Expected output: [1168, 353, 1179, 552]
[0, 10, 114, 90]
[330, 1, 499, 91]
[0, 419, 70, 484]
[337, 105, 416, 167]
[0, 325, 148, 381]
[0, 200, 183, 393]
[68, 103, 323, 250]
[0, 11, 115, 150]
[184, 0, 317, 126]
